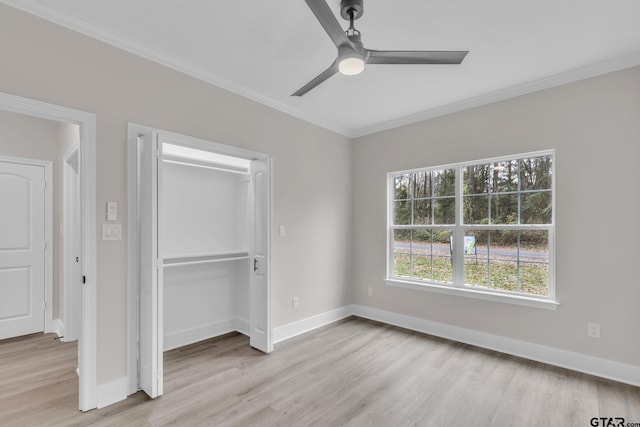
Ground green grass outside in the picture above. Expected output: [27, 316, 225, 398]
[393, 254, 548, 296]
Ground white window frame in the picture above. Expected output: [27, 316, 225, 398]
[385, 149, 558, 310]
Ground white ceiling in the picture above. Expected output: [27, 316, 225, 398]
[4, 0, 640, 137]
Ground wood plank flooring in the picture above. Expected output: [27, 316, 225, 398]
[1, 317, 638, 426]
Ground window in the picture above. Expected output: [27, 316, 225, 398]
[387, 151, 555, 306]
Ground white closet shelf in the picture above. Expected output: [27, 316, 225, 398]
[163, 251, 250, 267]
[163, 155, 250, 176]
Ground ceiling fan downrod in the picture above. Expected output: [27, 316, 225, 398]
[340, 0, 364, 22]
[342, 1, 363, 47]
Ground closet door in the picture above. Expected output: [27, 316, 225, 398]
[138, 131, 163, 398]
[249, 158, 272, 353]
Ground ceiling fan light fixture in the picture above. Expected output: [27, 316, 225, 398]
[338, 52, 365, 75]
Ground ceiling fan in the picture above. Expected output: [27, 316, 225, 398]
[292, 0, 469, 96]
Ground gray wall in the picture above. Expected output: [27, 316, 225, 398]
[352, 66, 640, 366]
[0, 4, 353, 385]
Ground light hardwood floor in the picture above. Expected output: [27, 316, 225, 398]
[1, 317, 638, 426]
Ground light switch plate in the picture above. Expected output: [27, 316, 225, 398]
[107, 201, 118, 221]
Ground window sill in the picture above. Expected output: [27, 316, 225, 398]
[384, 278, 559, 310]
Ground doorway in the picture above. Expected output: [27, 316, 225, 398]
[0, 92, 97, 411]
[127, 124, 272, 398]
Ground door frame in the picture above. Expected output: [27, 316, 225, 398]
[0, 155, 53, 334]
[63, 145, 81, 342]
[0, 92, 98, 411]
[126, 123, 272, 395]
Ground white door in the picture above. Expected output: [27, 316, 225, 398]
[0, 161, 45, 340]
[137, 131, 163, 398]
[249, 158, 272, 353]
[63, 148, 81, 342]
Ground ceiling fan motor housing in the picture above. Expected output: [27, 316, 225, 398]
[340, 0, 364, 21]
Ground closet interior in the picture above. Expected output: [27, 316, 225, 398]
[160, 143, 252, 351]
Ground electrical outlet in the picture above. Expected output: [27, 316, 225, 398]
[292, 297, 299, 309]
[367, 287, 373, 297]
[587, 322, 600, 338]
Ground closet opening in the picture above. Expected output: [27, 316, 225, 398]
[127, 125, 272, 399]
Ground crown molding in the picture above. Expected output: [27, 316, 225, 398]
[352, 51, 640, 138]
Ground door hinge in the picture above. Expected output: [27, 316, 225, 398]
[82, 275, 86, 284]
[43, 241, 46, 250]
[43, 180, 47, 190]
[42, 301, 46, 311]
[253, 258, 259, 272]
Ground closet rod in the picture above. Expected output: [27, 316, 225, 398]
[163, 157, 250, 176]
[163, 256, 250, 268]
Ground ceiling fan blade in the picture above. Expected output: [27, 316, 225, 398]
[291, 60, 339, 97]
[304, 0, 351, 49]
[366, 50, 469, 65]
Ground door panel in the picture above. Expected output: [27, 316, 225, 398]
[249, 158, 272, 353]
[0, 161, 45, 340]
[0, 174, 31, 249]
[0, 268, 31, 318]
[137, 132, 163, 398]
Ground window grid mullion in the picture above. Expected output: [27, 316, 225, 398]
[430, 171, 435, 227]
[487, 231, 492, 288]
[517, 159, 522, 225]
[429, 232, 434, 282]
[453, 165, 464, 287]
[516, 231, 521, 292]
[409, 229, 414, 279]
[462, 224, 552, 231]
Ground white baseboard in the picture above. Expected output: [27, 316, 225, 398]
[52, 318, 64, 338]
[234, 318, 249, 336]
[272, 306, 353, 344]
[97, 376, 128, 409]
[164, 319, 238, 351]
[164, 318, 249, 351]
[351, 304, 640, 387]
